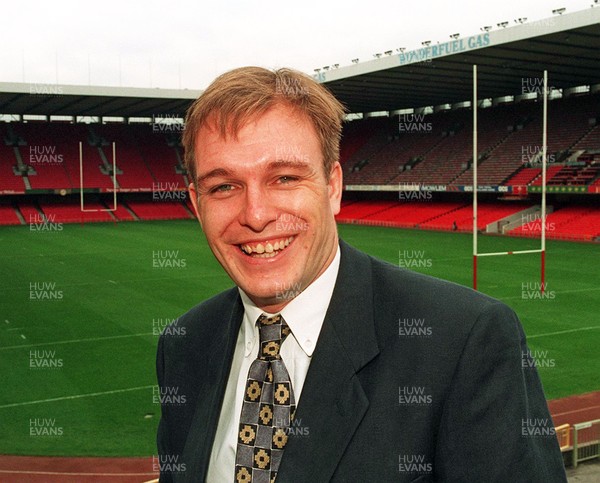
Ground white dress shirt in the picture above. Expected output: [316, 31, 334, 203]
[206, 246, 341, 482]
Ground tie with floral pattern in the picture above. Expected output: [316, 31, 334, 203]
[234, 314, 295, 483]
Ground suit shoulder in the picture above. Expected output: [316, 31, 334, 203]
[361, 251, 524, 363]
[358, 250, 521, 348]
[160, 286, 239, 343]
[370, 253, 503, 313]
[180, 286, 238, 315]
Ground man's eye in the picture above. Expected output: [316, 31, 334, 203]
[278, 176, 298, 183]
[211, 184, 234, 193]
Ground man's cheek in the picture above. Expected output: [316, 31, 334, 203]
[199, 209, 216, 231]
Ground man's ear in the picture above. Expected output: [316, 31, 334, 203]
[328, 161, 343, 216]
[188, 183, 202, 228]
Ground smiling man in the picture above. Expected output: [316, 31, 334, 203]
[156, 67, 566, 482]
[189, 101, 341, 314]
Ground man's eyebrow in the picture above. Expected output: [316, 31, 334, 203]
[196, 168, 232, 186]
[268, 159, 313, 170]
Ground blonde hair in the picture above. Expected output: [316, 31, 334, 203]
[182, 66, 346, 186]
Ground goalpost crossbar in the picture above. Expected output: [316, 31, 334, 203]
[476, 249, 543, 258]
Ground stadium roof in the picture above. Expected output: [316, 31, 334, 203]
[0, 7, 598, 118]
[319, 7, 600, 113]
[0, 84, 202, 118]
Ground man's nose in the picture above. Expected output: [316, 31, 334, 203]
[238, 185, 277, 232]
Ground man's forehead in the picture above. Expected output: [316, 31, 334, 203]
[196, 103, 314, 142]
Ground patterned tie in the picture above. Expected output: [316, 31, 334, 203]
[234, 314, 296, 483]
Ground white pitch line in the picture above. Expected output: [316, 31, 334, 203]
[551, 405, 600, 417]
[6, 327, 24, 331]
[528, 326, 600, 339]
[0, 385, 155, 409]
[1, 273, 222, 294]
[500, 286, 600, 300]
[0, 332, 154, 351]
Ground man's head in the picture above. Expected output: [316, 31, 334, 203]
[184, 67, 346, 312]
[183, 67, 345, 186]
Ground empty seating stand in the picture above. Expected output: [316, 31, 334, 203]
[509, 206, 600, 241]
[38, 199, 114, 223]
[336, 200, 578, 236]
[0, 202, 21, 225]
[126, 200, 192, 221]
[336, 201, 469, 229]
[340, 93, 600, 189]
[1, 109, 598, 239]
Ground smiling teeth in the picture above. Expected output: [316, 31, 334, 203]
[241, 237, 294, 256]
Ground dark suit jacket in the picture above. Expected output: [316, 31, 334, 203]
[156, 240, 567, 482]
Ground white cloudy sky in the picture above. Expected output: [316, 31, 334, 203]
[0, 0, 593, 90]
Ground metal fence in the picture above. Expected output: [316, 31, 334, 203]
[572, 418, 600, 468]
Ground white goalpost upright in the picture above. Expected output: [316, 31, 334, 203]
[79, 141, 118, 213]
[472, 66, 548, 292]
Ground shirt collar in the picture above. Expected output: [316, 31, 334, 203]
[239, 244, 341, 357]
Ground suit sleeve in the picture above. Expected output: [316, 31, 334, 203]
[434, 302, 567, 482]
[156, 334, 174, 483]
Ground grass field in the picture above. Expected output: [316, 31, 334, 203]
[0, 220, 598, 456]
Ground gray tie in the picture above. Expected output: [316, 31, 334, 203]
[234, 313, 296, 483]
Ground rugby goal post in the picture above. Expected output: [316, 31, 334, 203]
[472, 65, 548, 293]
[79, 141, 118, 212]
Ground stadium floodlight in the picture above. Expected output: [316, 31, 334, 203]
[314, 68, 321, 73]
[421, 40, 431, 46]
[552, 7, 566, 14]
[449, 33, 460, 39]
[480, 26, 492, 32]
[323, 66, 330, 70]
[373, 53, 382, 58]
[396, 47, 406, 53]
[384, 50, 393, 56]
[351, 58, 359, 64]
[514, 17, 527, 23]
[333, 63, 339, 68]
[497, 21, 509, 28]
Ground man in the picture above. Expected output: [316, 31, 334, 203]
[156, 66, 566, 482]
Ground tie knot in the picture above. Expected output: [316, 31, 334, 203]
[257, 314, 291, 360]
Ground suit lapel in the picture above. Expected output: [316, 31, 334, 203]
[277, 241, 380, 482]
[180, 290, 244, 483]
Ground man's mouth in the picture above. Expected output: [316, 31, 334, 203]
[239, 236, 295, 258]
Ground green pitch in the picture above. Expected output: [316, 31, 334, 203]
[0, 220, 598, 456]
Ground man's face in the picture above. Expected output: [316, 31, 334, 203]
[189, 103, 342, 313]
